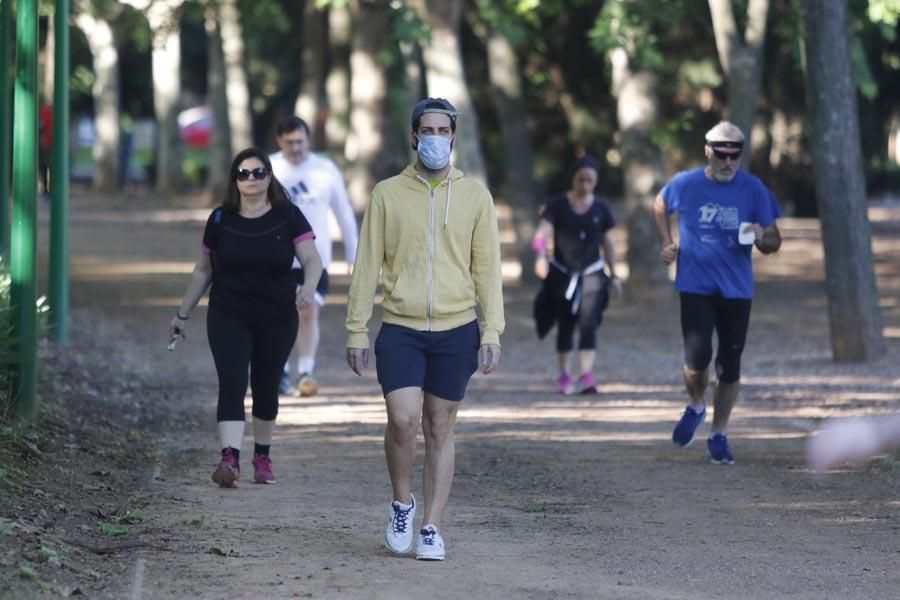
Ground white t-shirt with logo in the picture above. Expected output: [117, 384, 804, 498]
[270, 151, 358, 270]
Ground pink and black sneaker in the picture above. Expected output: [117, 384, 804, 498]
[252, 454, 277, 484]
[211, 447, 240, 488]
[557, 373, 575, 395]
[578, 373, 598, 394]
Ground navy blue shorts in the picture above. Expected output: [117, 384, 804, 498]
[374, 321, 480, 401]
[292, 268, 329, 302]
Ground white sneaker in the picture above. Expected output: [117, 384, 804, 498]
[415, 523, 445, 561]
[384, 493, 416, 554]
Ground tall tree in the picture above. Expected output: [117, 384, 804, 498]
[802, 0, 884, 362]
[411, 0, 486, 182]
[345, 0, 388, 210]
[121, 0, 182, 190]
[592, 2, 671, 303]
[75, 4, 119, 191]
[474, 2, 539, 280]
[325, 2, 351, 155]
[217, 0, 252, 152]
[295, 1, 328, 148]
[206, 2, 231, 195]
[707, 0, 769, 165]
[146, 0, 183, 192]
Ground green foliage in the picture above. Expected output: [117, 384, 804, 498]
[100, 522, 128, 536]
[588, 0, 685, 71]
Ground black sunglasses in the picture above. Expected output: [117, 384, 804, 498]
[235, 167, 268, 181]
[711, 148, 742, 161]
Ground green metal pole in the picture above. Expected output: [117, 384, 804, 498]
[48, 0, 69, 344]
[0, 0, 12, 259]
[10, 0, 39, 418]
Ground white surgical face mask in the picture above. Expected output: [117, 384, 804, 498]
[416, 135, 452, 170]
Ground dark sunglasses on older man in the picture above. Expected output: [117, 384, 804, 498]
[707, 139, 743, 161]
[235, 167, 268, 181]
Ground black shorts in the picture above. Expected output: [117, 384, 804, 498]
[680, 292, 752, 384]
[374, 321, 480, 401]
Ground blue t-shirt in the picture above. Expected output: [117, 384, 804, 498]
[661, 168, 780, 299]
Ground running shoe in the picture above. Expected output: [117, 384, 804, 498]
[298, 373, 318, 397]
[578, 373, 598, 394]
[211, 447, 240, 488]
[707, 433, 735, 465]
[384, 493, 416, 554]
[251, 454, 277, 484]
[557, 373, 575, 396]
[416, 524, 445, 561]
[279, 372, 295, 396]
[672, 405, 706, 447]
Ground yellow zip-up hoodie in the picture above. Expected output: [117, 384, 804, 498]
[346, 164, 505, 348]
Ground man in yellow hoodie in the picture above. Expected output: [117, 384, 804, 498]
[346, 98, 505, 561]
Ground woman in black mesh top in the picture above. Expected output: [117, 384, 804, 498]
[532, 155, 622, 395]
[169, 147, 322, 487]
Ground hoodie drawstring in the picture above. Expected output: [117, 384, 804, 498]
[443, 177, 452, 228]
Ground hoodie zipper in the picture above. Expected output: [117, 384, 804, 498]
[416, 175, 436, 330]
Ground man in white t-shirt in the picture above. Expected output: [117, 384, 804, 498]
[270, 116, 359, 396]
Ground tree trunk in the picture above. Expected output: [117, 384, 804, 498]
[610, 48, 671, 304]
[217, 0, 252, 151]
[487, 31, 539, 283]
[707, 0, 768, 166]
[206, 4, 231, 197]
[325, 2, 351, 155]
[295, 2, 328, 148]
[75, 12, 119, 192]
[344, 0, 388, 211]
[148, 0, 182, 193]
[414, 0, 486, 183]
[802, 0, 884, 362]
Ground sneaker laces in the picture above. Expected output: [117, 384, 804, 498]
[419, 527, 436, 546]
[391, 503, 413, 534]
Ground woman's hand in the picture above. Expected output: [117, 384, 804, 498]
[609, 276, 623, 299]
[168, 314, 188, 345]
[534, 255, 549, 279]
[296, 286, 315, 310]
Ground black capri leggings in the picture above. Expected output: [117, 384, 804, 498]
[680, 292, 752, 384]
[556, 273, 609, 353]
[207, 302, 298, 422]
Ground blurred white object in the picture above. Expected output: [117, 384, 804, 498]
[738, 222, 755, 245]
[807, 412, 900, 472]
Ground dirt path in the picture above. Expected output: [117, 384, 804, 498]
[53, 196, 900, 598]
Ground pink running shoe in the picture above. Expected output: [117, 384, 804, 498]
[556, 373, 575, 395]
[252, 454, 277, 484]
[211, 447, 240, 488]
[578, 373, 598, 394]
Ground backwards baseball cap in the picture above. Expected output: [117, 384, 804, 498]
[411, 97, 460, 129]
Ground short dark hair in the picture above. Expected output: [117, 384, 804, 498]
[569, 154, 599, 180]
[223, 147, 291, 213]
[277, 116, 311, 137]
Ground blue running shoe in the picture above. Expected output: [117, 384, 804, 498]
[278, 372, 294, 396]
[672, 405, 705, 447]
[707, 433, 735, 465]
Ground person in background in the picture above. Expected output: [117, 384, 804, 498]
[653, 121, 781, 465]
[271, 116, 358, 397]
[531, 155, 622, 395]
[169, 147, 322, 487]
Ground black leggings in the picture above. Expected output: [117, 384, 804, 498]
[207, 302, 298, 422]
[680, 292, 752, 384]
[556, 273, 609, 353]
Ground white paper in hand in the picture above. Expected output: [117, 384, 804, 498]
[738, 222, 756, 245]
